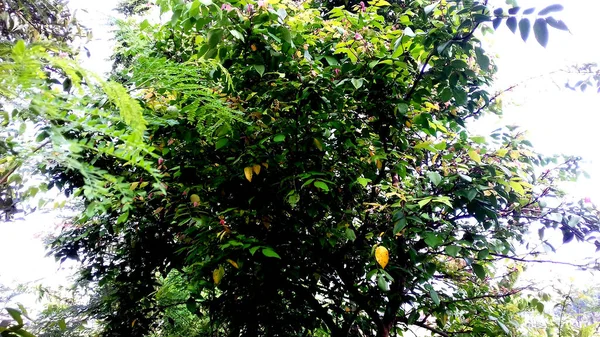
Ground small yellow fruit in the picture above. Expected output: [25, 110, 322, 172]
[244, 167, 253, 182]
[375, 246, 389, 269]
[190, 194, 200, 203]
[252, 164, 261, 175]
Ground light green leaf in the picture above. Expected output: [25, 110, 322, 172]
[314, 181, 329, 191]
[468, 150, 482, 164]
[273, 134, 286, 142]
[6, 308, 23, 326]
[230, 30, 245, 42]
[427, 171, 442, 186]
[262, 247, 281, 258]
[357, 177, 371, 187]
[509, 180, 525, 195]
[418, 198, 432, 208]
[351, 78, 363, 89]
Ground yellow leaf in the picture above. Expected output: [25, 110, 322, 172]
[244, 167, 253, 182]
[130, 182, 139, 190]
[468, 149, 482, 164]
[213, 265, 225, 285]
[375, 246, 389, 269]
[376, 160, 383, 170]
[252, 164, 261, 175]
[190, 194, 201, 203]
[509, 150, 520, 160]
[509, 180, 525, 196]
[405, 120, 412, 127]
[496, 148, 508, 157]
[227, 259, 239, 269]
[251, 44, 257, 51]
[313, 138, 323, 151]
[262, 162, 269, 169]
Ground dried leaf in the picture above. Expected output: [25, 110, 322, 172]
[252, 164, 261, 175]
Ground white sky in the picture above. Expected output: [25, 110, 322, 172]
[1, 0, 599, 313]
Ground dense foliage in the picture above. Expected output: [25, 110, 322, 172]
[40, 0, 600, 337]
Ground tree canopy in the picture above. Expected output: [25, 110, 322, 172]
[2, 0, 599, 337]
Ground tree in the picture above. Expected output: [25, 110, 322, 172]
[49, 0, 600, 336]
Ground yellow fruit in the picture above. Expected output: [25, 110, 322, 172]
[190, 194, 200, 203]
[375, 246, 389, 269]
[252, 164, 261, 175]
[244, 167, 253, 182]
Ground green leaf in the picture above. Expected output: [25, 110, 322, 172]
[418, 198, 432, 208]
[538, 4, 563, 15]
[545, 17, 569, 31]
[472, 263, 486, 279]
[403, 27, 415, 37]
[273, 134, 286, 142]
[445, 245, 461, 257]
[253, 64, 265, 76]
[215, 138, 229, 150]
[497, 320, 510, 334]
[200, 0, 212, 5]
[427, 171, 442, 186]
[357, 177, 371, 187]
[350, 78, 363, 89]
[262, 247, 281, 259]
[345, 228, 356, 241]
[506, 17, 517, 33]
[314, 181, 329, 191]
[58, 318, 67, 330]
[279, 27, 292, 43]
[117, 211, 129, 224]
[393, 211, 407, 235]
[475, 47, 490, 70]
[429, 288, 440, 305]
[249, 246, 260, 255]
[509, 180, 525, 195]
[468, 150, 482, 164]
[324, 56, 338, 65]
[207, 29, 223, 48]
[377, 274, 390, 291]
[13, 40, 26, 56]
[424, 232, 443, 248]
[14, 330, 36, 337]
[533, 18, 549, 47]
[230, 30, 245, 42]
[519, 18, 531, 42]
[424, 2, 439, 15]
[6, 308, 23, 326]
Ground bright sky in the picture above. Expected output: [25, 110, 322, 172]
[1, 0, 599, 313]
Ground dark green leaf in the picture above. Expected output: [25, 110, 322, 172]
[519, 18, 531, 41]
[393, 211, 408, 235]
[378, 274, 390, 291]
[538, 4, 563, 15]
[215, 138, 229, 150]
[545, 17, 569, 31]
[472, 263, 486, 279]
[429, 288, 440, 305]
[207, 29, 223, 48]
[522, 7, 535, 15]
[445, 245, 461, 257]
[506, 17, 517, 33]
[345, 228, 356, 241]
[533, 18, 549, 47]
[492, 17, 502, 30]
